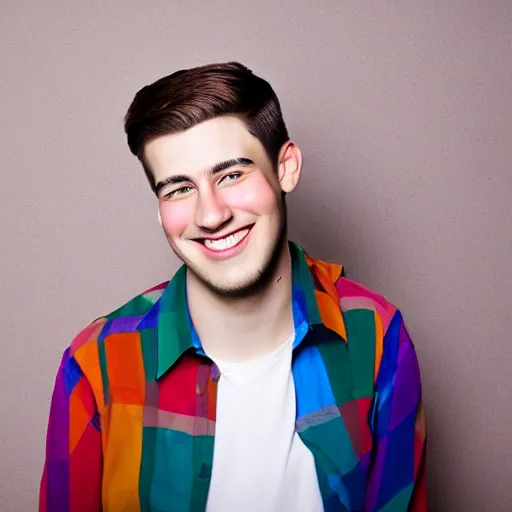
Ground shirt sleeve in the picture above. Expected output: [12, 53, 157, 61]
[365, 310, 427, 512]
[39, 347, 103, 512]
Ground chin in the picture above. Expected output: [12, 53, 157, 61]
[192, 239, 286, 299]
[192, 265, 267, 299]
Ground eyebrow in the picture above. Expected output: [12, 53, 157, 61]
[154, 158, 254, 195]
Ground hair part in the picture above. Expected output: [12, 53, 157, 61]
[124, 61, 289, 193]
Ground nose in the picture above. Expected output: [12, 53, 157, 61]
[195, 187, 232, 233]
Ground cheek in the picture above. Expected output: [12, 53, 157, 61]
[159, 202, 192, 237]
[224, 177, 278, 214]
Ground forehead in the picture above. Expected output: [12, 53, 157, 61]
[144, 116, 267, 181]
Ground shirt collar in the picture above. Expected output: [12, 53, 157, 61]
[146, 241, 346, 379]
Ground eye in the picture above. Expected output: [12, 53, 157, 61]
[220, 172, 242, 184]
[163, 186, 194, 200]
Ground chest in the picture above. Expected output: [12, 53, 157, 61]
[98, 350, 375, 512]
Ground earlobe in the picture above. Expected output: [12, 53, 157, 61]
[278, 142, 302, 194]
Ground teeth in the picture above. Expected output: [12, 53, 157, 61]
[204, 229, 249, 251]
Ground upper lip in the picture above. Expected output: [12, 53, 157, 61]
[193, 224, 254, 242]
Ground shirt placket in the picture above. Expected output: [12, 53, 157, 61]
[191, 359, 220, 510]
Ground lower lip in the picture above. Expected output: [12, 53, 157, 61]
[197, 226, 253, 260]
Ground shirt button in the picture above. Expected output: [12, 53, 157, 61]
[199, 463, 211, 479]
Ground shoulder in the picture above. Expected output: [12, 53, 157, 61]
[68, 280, 169, 359]
[336, 276, 398, 335]
[306, 251, 399, 335]
[50, 281, 168, 410]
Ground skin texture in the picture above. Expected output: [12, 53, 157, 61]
[144, 115, 303, 361]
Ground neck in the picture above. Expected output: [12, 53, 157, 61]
[186, 243, 294, 363]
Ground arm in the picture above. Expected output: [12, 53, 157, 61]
[365, 310, 427, 512]
[39, 348, 102, 512]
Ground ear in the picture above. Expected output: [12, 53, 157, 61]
[157, 208, 163, 226]
[277, 141, 302, 194]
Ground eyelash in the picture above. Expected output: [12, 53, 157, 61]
[162, 172, 242, 200]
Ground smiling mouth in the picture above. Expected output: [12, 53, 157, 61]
[196, 225, 253, 252]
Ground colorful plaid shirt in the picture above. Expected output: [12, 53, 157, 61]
[40, 242, 427, 512]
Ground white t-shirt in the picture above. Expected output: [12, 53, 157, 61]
[205, 336, 323, 512]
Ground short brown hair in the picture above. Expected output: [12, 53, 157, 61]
[124, 61, 289, 193]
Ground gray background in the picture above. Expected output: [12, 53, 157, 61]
[2, 1, 511, 510]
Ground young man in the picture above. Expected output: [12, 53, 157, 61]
[40, 62, 426, 512]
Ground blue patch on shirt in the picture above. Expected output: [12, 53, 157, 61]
[375, 408, 416, 509]
[91, 411, 101, 432]
[63, 353, 83, 396]
[293, 344, 337, 418]
[138, 300, 161, 330]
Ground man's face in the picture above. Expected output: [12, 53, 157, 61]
[144, 116, 300, 297]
